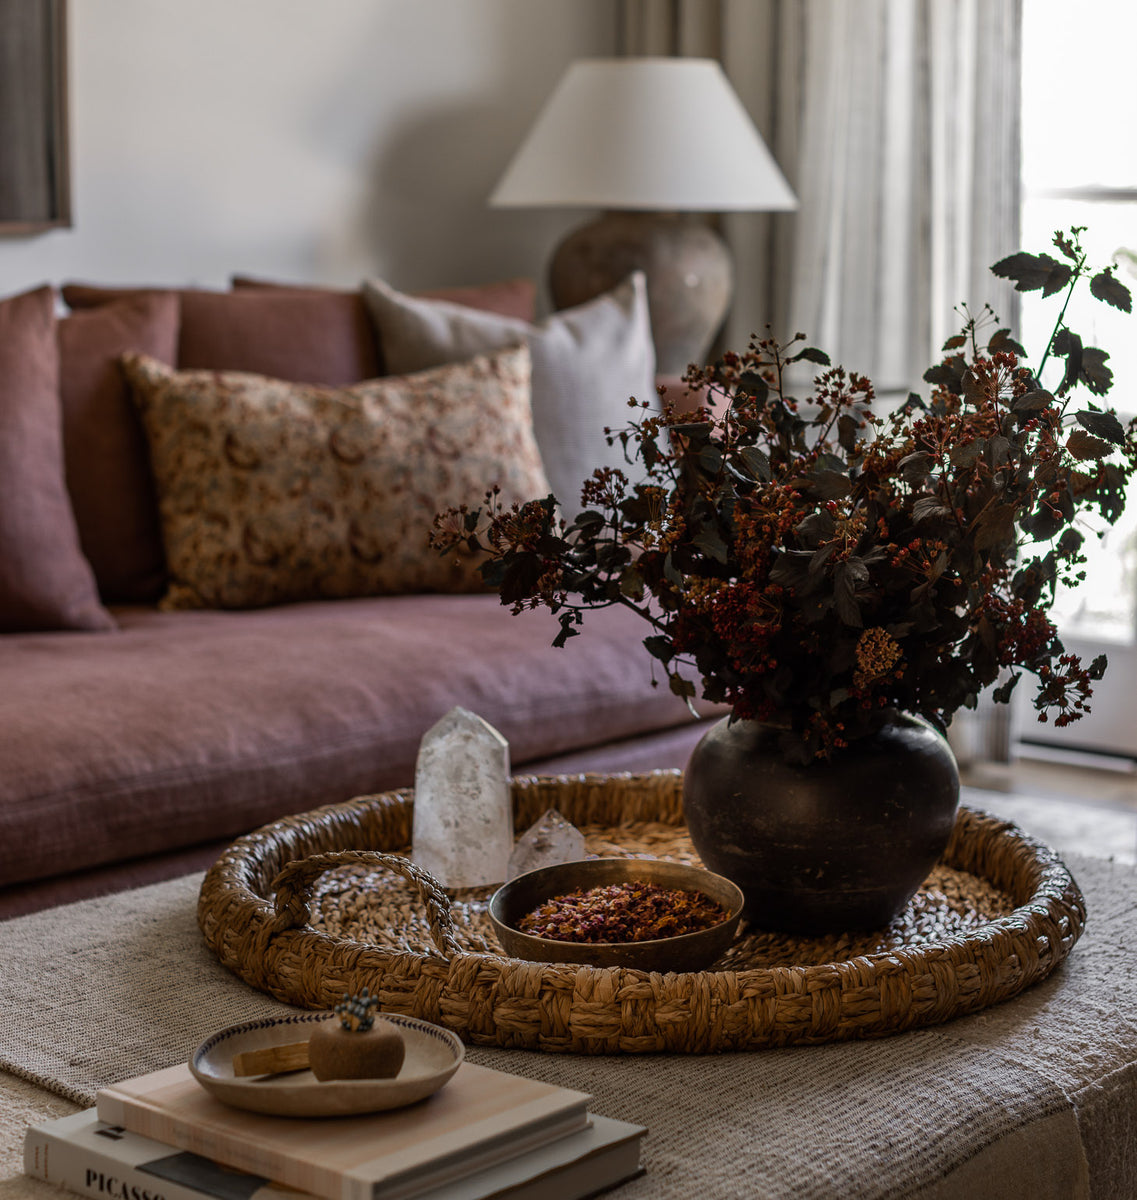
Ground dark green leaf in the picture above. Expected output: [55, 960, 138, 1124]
[800, 469, 852, 500]
[992, 674, 1020, 704]
[737, 371, 769, 406]
[1012, 389, 1055, 413]
[769, 550, 809, 588]
[573, 509, 606, 536]
[498, 554, 544, 604]
[972, 502, 1017, 551]
[988, 328, 1028, 357]
[950, 441, 984, 469]
[479, 558, 505, 588]
[551, 613, 581, 649]
[796, 511, 836, 547]
[1089, 654, 1108, 681]
[913, 496, 952, 524]
[644, 635, 674, 663]
[837, 413, 860, 453]
[693, 525, 729, 563]
[1041, 262, 1073, 297]
[1090, 270, 1132, 313]
[901, 391, 927, 413]
[1079, 348, 1114, 396]
[791, 346, 831, 366]
[668, 672, 697, 699]
[833, 561, 862, 627]
[670, 422, 713, 441]
[1057, 330, 1083, 395]
[697, 443, 724, 474]
[808, 543, 837, 580]
[986, 435, 1014, 467]
[923, 357, 967, 391]
[1069, 424, 1113, 456]
[990, 251, 1071, 296]
[1075, 408, 1126, 445]
[899, 451, 933, 483]
[1052, 328, 1076, 356]
[1096, 463, 1129, 524]
[1056, 528, 1084, 557]
[618, 564, 644, 601]
[942, 334, 967, 351]
[961, 368, 987, 405]
[737, 446, 771, 482]
[663, 553, 683, 586]
[596, 542, 632, 570]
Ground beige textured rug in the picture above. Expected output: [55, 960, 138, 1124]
[3, 850, 1135, 1198]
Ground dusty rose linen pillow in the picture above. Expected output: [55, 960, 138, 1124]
[62, 284, 381, 385]
[361, 272, 655, 512]
[231, 275, 538, 324]
[121, 346, 549, 610]
[0, 286, 114, 632]
[58, 292, 180, 602]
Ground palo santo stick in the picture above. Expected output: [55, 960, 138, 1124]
[232, 1040, 310, 1077]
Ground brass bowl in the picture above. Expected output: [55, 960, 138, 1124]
[488, 858, 744, 972]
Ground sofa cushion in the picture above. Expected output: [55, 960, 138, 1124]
[0, 287, 115, 633]
[231, 275, 538, 324]
[62, 285, 382, 385]
[121, 346, 549, 610]
[0, 596, 711, 889]
[362, 273, 656, 513]
[58, 293, 181, 603]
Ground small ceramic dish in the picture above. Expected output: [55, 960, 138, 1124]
[489, 857, 744, 972]
[189, 1012, 463, 1117]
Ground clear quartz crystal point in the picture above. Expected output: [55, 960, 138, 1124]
[507, 808, 586, 880]
[412, 707, 513, 888]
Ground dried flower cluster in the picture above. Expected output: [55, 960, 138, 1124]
[434, 229, 1136, 763]
[518, 881, 728, 943]
[334, 988, 377, 1032]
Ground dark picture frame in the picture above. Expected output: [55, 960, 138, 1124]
[0, 0, 70, 235]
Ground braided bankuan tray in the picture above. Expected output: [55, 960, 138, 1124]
[197, 771, 1086, 1054]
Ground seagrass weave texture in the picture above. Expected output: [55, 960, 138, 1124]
[197, 772, 1086, 1054]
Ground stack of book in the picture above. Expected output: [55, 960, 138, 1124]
[25, 1060, 645, 1200]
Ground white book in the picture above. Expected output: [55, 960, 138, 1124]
[25, 1109, 646, 1200]
[95, 1062, 592, 1200]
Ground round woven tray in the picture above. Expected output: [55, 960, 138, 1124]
[198, 771, 1086, 1054]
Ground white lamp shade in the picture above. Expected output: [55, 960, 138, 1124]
[490, 57, 797, 213]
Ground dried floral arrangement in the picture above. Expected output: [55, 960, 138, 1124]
[434, 229, 1135, 763]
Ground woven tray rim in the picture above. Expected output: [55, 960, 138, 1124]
[197, 770, 1086, 1053]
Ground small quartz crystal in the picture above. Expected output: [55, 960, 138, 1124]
[506, 809, 586, 880]
[412, 707, 512, 887]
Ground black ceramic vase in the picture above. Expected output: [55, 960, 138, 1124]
[682, 713, 960, 935]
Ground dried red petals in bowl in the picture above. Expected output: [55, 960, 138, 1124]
[518, 880, 727, 944]
[489, 858, 745, 971]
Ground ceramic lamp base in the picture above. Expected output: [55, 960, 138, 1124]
[548, 211, 732, 377]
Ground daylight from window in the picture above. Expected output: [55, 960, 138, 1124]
[1020, 0, 1137, 642]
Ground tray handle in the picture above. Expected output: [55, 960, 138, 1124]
[270, 851, 464, 959]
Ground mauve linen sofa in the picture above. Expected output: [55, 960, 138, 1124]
[0, 274, 714, 919]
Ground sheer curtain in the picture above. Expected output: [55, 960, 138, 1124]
[620, 0, 1023, 762]
[620, 0, 1022, 391]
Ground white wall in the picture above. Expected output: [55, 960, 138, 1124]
[0, 0, 617, 304]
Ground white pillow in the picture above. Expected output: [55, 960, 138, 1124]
[362, 272, 655, 512]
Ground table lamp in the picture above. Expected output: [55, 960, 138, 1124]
[489, 57, 798, 375]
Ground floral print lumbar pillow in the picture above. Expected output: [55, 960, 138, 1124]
[121, 344, 548, 610]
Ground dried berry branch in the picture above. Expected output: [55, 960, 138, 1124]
[433, 230, 1136, 763]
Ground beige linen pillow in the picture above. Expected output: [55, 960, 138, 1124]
[121, 346, 549, 610]
[361, 272, 655, 512]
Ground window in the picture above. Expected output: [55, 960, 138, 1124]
[1016, 0, 1137, 756]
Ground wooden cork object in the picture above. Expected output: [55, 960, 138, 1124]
[231, 989, 405, 1081]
